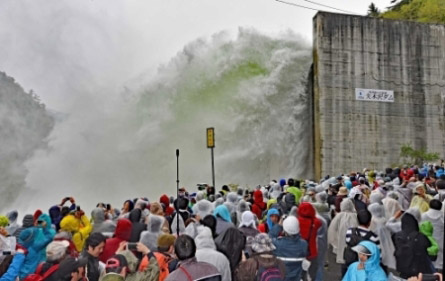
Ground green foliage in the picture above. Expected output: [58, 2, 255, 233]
[367, 3, 381, 17]
[381, 0, 445, 24]
[400, 144, 440, 165]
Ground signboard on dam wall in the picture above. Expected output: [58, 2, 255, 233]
[312, 12, 445, 179]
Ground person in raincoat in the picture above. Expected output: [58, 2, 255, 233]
[238, 211, 259, 256]
[258, 208, 280, 233]
[91, 208, 116, 235]
[59, 209, 93, 252]
[100, 219, 132, 263]
[17, 224, 54, 279]
[213, 205, 234, 236]
[367, 203, 396, 270]
[342, 241, 387, 281]
[139, 215, 164, 251]
[328, 198, 358, 264]
[410, 184, 432, 213]
[195, 226, 231, 281]
[5, 211, 19, 237]
[421, 199, 444, 270]
[35, 213, 56, 262]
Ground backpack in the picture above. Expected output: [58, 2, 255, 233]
[154, 252, 171, 281]
[139, 252, 171, 281]
[22, 263, 59, 281]
[256, 266, 284, 281]
[343, 228, 373, 266]
[394, 231, 421, 277]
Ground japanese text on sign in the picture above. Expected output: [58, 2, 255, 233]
[355, 88, 394, 102]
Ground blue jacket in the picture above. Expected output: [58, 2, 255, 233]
[342, 241, 387, 281]
[18, 227, 54, 279]
[0, 253, 25, 281]
[270, 225, 308, 281]
[35, 214, 56, 262]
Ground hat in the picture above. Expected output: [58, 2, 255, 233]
[46, 240, 70, 261]
[106, 254, 128, 271]
[57, 257, 88, 277]
[157, 234, 176, 249]
[251, 233, 276, 253]
[338, 187, 348, 196]
[352, 244, 372, 256]
[283, 216, 300, 235]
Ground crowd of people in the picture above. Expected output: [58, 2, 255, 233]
[0, 164, 444, 281]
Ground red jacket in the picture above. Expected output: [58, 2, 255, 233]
[100, 218, 132, 262]
[160, 194, 175, 216]
[251, 190, 266, 219]
[297, 203, 321, 260]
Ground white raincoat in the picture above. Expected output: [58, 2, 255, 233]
[327, 198, 358, 263]
[195, 226, 231, 281]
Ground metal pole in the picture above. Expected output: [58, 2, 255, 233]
[176, 149, 179, 236]
[211, 147, 215, 189]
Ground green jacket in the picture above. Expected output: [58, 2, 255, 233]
[114, 250, 160, 281]
[419, 221, 439, 257]
[286, 187, 304, 204]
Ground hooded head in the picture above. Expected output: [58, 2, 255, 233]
[266, 209, 280, 230]
[114, 219, 132, 241]
[370, 193, 384, 205]
[355, 240, 381, 270]
[213, 205, 231, 223]
[297, 202, 316, 219]
[22, 214, 34, 228]
[149, 202, 164, 216]
[6, 211, 18, 224]
[340, 198, 356, 213]
[239, 211, 256, 228]
[237, 200, 249, 214]
[227, 192, 238, 204]
[401, 213, 419, 233]
[159, 195, 170, 207]
[48, 206, 61, 224]
[279, 179, 286, 187]
[60, 215, 80, 233]
[368, 203, 385, 219]
[194, 226, 216, 250]
[146, 215, 164, 234]
[128, 209, 142, 223]
[192, 200, 214, 219]
[91, 208, 106, 224]
[315, 192, 327, 203]
[38, 213, 53, 231]
[253, 190, 264, 204]
[19, 227, 37, 248]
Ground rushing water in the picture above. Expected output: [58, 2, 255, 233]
[10, 29, 312, 213]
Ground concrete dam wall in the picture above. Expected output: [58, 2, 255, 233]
[312, 12, 445, 179]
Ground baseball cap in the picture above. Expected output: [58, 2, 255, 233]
[105, 254, 128, 272]
[352, 244, 372, 256]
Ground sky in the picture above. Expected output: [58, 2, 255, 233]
[0, 0, 391, 110]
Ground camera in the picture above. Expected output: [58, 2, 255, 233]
[127, 243, 138, 250]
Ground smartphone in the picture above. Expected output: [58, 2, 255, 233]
[106, 204, 111, 211]
[37, 220, 44, 225]
[65, 197, 71, 201]
[127, 243, 138, 250]
[76, 206, 81, 211]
